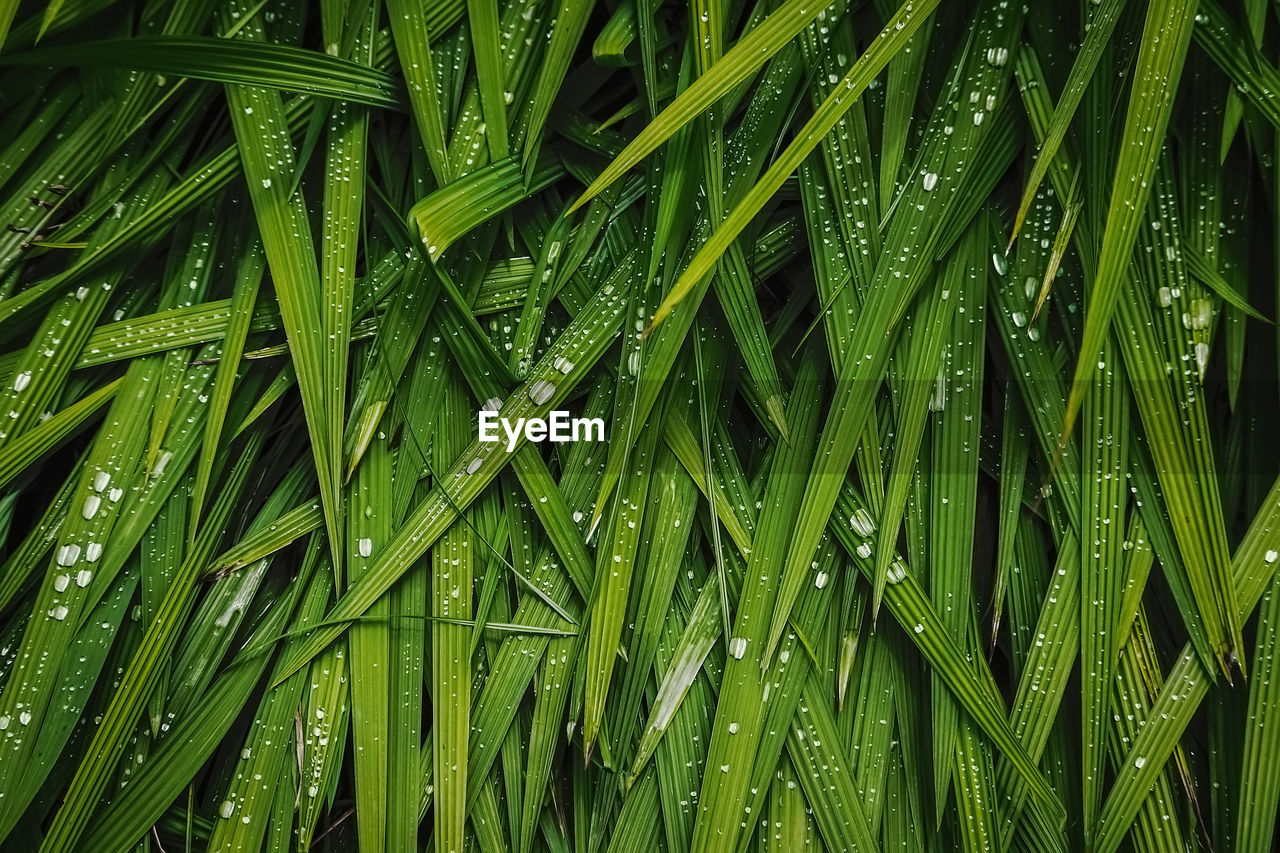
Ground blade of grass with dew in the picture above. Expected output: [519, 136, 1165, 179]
[434, 294, 598, 603]
[643, 0, 951, 338]
[0, 86, 77, 197]
[1216, 0, 1266, 157]
[687, 351, 824, 853]
[1104, 615, 1191, 853]
[734, 537, 843, 853]
[409, 153, 564, 261]
[1059, 0, 1198, 562]
[1008, 0, 1125, 243]
[1182, 243, 1268, 322]
[344, 253, 439, 475]
[516, 0, 595, 166]
[651, 575, 716, 852]
[39, 430, 261, 852]
[879, 8, 932, 211]
[510, 206, 572, 378]
[205, 556, 322, 851]
[609, 445, 697, 762]
[0, 359, 160, 832]
[786, 679, 878, 852]
[319, 0, 373, 533]
[137, 487, 187, 748]
[515, 622, 575, 853]
[458, 393, 608, 812]
[1094, 475, 1280, 852]
[662, 411, 753, 555]
[2, 568, 135, 828]
[690, 0, 789, 439]
[1121, 166, 1239, 678]
[1127, 435, 1219, 680]
[592, 0, 635, 67]
[843, 626, 897, 834]
[345, 414, 394, 850]
[1080, 336, 1128, 843]
[430, 368, 474, 853]
[873, 242, 965, 617]
[833, 478, 1069, 828]
[796, 0, 881, 301]
[1, 36, 402, 107]
[0, 377, 119, 490]
[0, 102, 111, 280]
[989, 391, 1031, 648]
[1193, 0, 1280, 134]
[582, 392, 662, 754]
[222, 0, 343, 574]
[584, 90, 796, 533]
[79, 548, 321, 852]
[202, 498, 322, 577]
[466, 0, 507, 161]
[925, 229, 987, 821]
[189, 233, 264, 535]
[571, 0, 837, 210]
[1234, 565, 1280, 851]
[0, 166, 161, 451]
[0, 97, 315, 333]
[384, 0, 451, 182]
[766, 754, 815, 853]
[765, 2, 1020, 667]
[692, 320, 734, 643]
[627, 568, 723, 788]
[298, 574, 351, 847]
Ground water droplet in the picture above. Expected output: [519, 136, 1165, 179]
[850, 508, 875, 537]
[528, 379, 556, 405]
[150, 450, 172, 479]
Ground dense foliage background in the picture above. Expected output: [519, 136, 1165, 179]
[1, 0, 1280, 850]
